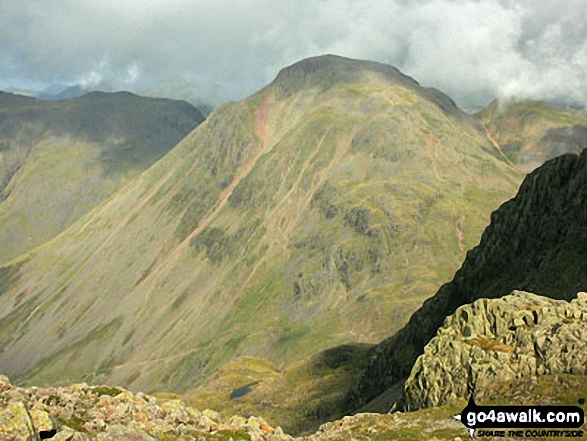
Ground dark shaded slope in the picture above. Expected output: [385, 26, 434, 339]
[0, 91, 204, 263]
[349, 149, 587, 411]
[0, 91, 204, 170]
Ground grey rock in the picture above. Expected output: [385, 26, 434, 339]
[405, 291, 587, 410]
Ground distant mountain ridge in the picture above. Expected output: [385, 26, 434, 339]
[0, 90, 204, 263]
[478, 99, 587, 172]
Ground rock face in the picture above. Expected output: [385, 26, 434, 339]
[404, 291, 587, 410]
[350, 149, 587, 412]
[0, 375, 292, 440]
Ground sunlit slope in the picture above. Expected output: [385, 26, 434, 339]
[0, 91, 204, 263]
[0, 55, 522, 393]
[478, 99, 587, 173]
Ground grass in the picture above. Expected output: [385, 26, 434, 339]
[17, 318, 123, 387]
[57, 415, 88, 433]
[186, 344, 374, 436]
[478, 98, 587, 172]
[90, 386, 123, 397]
[311, 374, 587, 440]
[0, 260, 26, 296]
[217, 429, 252, 440]
[0, 93, 203, 264]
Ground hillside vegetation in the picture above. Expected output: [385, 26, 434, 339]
[478, 99, 587, 173]
[351, 148, 587, 414]
[0, 91, 204, 263]
[0, 56, 523, 398]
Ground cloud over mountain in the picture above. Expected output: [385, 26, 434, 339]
[1, 0, 585, 107]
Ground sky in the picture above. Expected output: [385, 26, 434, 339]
[1, 0, 586, 109]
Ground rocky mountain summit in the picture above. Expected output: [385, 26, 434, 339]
[405, 290, 587, 410]
[0, 375, 293, 440]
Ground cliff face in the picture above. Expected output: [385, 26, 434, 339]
[350, 149, 587, 411]
[405, 290, 587, 410]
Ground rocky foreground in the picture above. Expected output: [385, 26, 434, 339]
[0, 372, 472, 440]
[0, 375, 294, 440]
[4, 291, 585, 440]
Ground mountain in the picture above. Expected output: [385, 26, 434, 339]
[0, 91, 205, 263]
[0, 55, 523, 396]
[349, 148, 587, 413]
[1, 87, 36, 98]
[136, 84, 215, 117]
[37, 84, 87, 101]
[478, 99, 587, 173]
[36, 83, 114, 101]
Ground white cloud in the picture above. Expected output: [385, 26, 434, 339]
[126, 64, 141, 85]
[78, 70, 103, 89]
[1, 0, 586, 107]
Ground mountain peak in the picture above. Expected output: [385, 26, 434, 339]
[270, 54, 419, 97]
[270, 54, 471, 124]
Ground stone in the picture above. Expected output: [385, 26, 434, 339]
[404, 291, 587, 410]
[202, 408, 221, 420]
[30, 408, 56, 433]
[0, 401, 35, 440]
[229, 415, 248, 426]
[0, 375, 297, 441]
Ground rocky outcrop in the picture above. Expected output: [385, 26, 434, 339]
[0, 375, 293, 440]
[404, 291, 587, 410]
[349, 149, 587, 412]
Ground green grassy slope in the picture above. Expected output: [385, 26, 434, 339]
[478, 99, 587, 173]
[0, 55, 522, 398]
[182, 344, 374, 435]
[0, 91, 204, 263]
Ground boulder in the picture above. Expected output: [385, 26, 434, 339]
[405, 291, 587, 410]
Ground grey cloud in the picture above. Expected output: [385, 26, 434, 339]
[1, 0, 586, 108]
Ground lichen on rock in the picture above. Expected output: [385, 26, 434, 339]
[0, 374, 293, 440]
[404, 291, 587, 410]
